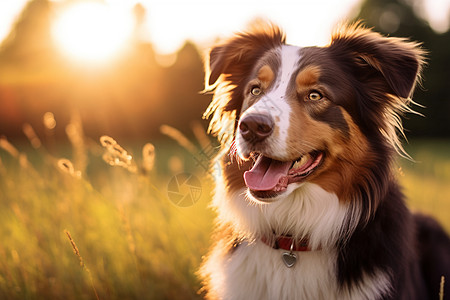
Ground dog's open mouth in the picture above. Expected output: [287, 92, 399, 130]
[244, 151, 324, 199]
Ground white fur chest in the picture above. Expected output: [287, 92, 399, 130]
[217, 240, 338, 300]
[207, 240, 391, 300]
[206, 183, 392, 300]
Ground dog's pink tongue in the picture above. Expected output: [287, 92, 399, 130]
[244, 156, 291, 191]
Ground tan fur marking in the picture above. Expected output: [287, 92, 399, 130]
[310, 109, 371, 200]
[257, 65, 275, 89]
[286, 102, 372, 201]
[296, 65, 321, 88]
[286, 107, 334, 158]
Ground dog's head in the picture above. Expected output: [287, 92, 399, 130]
[205, 22, 424, 205]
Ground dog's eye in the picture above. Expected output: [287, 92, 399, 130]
[251, 87, 262, 96]
[307, 91, 323, 101]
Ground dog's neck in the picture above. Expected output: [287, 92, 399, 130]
[216, 183, 360, 251]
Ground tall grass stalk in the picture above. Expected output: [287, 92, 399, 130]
[142, 143, 155, 173]
[64, 230, 100, 300]
[160, 125, 197, 154]
[0, 136, 19, 158]
[191, 121, 211, 150]
[0, 120, 448, 300]
[66, 111, 87, 173]
[0, 125, 213, 299]
[22, 123, 42, 149]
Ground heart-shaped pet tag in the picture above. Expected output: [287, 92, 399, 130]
[282, 252, 297, 268]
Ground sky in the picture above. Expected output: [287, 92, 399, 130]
[0, 0, 449, 55]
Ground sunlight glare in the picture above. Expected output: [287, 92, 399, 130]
[52, 2, 133, 63]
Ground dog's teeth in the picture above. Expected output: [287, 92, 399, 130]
[291, 161, 300, 170]
[291, 155, 308, 170]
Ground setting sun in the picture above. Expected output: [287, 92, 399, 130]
[52, 2, 133, 63]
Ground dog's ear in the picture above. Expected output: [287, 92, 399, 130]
[205, 22, 285, 88]
[329, 23, 425, 99]
[329, 23, 426, 157]
[208, 46, 227, 86]
[204, 22, 285, 143]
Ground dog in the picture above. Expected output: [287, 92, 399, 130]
[199, 21, 450, 300]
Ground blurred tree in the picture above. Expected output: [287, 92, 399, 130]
[355, 0, 450, 137]
[161, 41, 210, 132]
[0, 0, 209, 143]
[0, 0, 66, 140]
[0, 0, 56, 69]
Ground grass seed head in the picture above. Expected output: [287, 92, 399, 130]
[43, 112, 56, 130]
[100, 135, 136, 173]
[64, 230, 84, 267]
[100, 135, 116, 148]
[57, 158, 81, 178]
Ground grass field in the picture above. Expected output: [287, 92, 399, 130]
[0, 131, 449, 300]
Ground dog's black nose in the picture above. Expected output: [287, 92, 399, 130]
[239, 114, 274, 142]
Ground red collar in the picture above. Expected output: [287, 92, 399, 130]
[261, 235, 311, 251]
